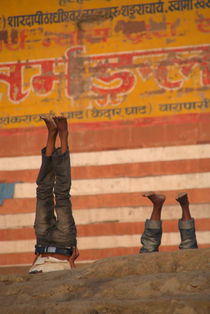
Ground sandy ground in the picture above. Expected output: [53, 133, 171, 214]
[0, 248, 210, 314]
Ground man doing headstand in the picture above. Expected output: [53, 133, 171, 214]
[140, 192, 198, 253]
[29, 116, 79, 273]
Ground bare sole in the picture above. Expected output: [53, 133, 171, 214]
[142, 192, 166, 205]
[176, 192, 188, 204]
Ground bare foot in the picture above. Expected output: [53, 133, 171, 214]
[69, 247, 79, 269]
[176, 192, 191, 221]
[176, 192, 189, 206]
[142, 192, 166, 206]
[40, 115, 57, 135]
[53, 116, 68, 133]
[41, 115, 58, 156]
[53, 116, 68, 154]
[143, 192, 166, 221]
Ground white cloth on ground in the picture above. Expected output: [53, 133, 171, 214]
[29, 255, 71, 273]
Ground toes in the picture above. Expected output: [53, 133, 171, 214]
[176, 192, 188, 202]
[53, 116, 67, 123]
[40, 115, 48, 122]
[177, 192, 187, 199]
[142, 192, 166, 204]
[158, 194, 166, 200]
[142, 192, 155, 198]
[41, 115, 57, 130]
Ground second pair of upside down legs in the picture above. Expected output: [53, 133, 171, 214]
[140, 192, 198, 253]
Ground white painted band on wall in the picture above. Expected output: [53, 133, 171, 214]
[1, 204, 210, 229]
[1, 143, 210, 170]
[0, 231, 209, 254]
[14, 172, 210, 197]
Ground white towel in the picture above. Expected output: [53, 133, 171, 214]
[29, 256, 71, 273]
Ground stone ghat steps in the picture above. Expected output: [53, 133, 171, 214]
[0, 248, 209, 314]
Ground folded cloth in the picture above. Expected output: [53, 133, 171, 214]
[29, 255, 71, 274]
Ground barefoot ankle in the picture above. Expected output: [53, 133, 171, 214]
[176, 193, 191, 221]
[52, 116, 69, 154]
[142, 192, 166, 207]
[41, 116, 58, 156]
[142, 192, 165, 221]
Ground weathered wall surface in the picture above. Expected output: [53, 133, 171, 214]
[0, 0, 210, 267]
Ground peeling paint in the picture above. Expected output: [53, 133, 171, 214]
[115, 20, 146, 35]
[0, 0, 210, 127]
[11, 29, 18, 44]
[76, 13, 109, 30]
[140, 89, 166, 96]
[0, 30, 8, 43]
[149, 15, 166, 31]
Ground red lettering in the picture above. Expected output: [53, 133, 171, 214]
[138, 62, 153, 80]
[155, 58, 183, 89]
[32, 60, 59, 94]
[42, 32, 76, 47]
[196, 18, 210, 33]
[180, 57, 200, 77]
[202, 54, 210, 86]
[0, 63, 29, 102]
[85, 28, 110, 44]
[5, 29, 27, 51]
[92, 71, 136, 106]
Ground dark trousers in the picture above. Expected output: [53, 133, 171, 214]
[140, 218, 198, 253]
[34, 147, 77, 248]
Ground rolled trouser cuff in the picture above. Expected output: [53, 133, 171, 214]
[52, 148, 70, 163]
[145, 219, 162, 229]
[40, 147, 53, 163]
[41, 146, 47, 156]
[140, 219, 162, 253]
[178, 218, 198, 249]
[178, 218, 195, 230]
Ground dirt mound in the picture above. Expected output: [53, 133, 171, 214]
[0, 248, 210, 313]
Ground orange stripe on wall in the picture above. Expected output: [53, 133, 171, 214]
[0, 169, 39, 183]
[1, 219, 210, 241]
[72, 158, 210, 179]
[0, 199, 36, 215]
[1, 113, 210, 157]
[1, 244, 210, 266]
[73, 189, 210, 210]
[0, 228, 36, 241]
[0, 252, 35, 266]
[1, 188, 210, 214]
[2, 158, 210, 183]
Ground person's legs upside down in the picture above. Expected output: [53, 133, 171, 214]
[176, 192, 198, 249]
[139, 191, 198, 254]
[34, 116, 57, 249]
[29, 116, 78, 273]
[51, 116, 78, 268]
[139, 192, 166, 253]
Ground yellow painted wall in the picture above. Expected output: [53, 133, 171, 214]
[0, 0, 209, 128]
